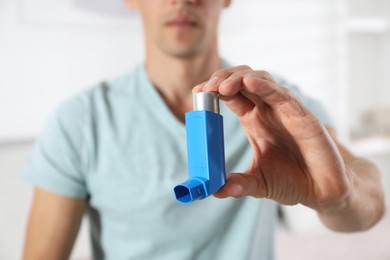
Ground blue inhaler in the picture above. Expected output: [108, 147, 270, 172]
[174, 92, 226, 204]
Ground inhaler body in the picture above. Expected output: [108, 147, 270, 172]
[174, 92, 226, 204]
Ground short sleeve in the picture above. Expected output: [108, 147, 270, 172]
[274, 75, 333, 127]
[21, 96, 89, 198]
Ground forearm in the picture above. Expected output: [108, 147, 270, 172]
[316, 154, 385, 232]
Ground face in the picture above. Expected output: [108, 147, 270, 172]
[126, 0, 231, 59]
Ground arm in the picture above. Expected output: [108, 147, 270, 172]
[194, 66, 385, 232]
[23, 187, 86, 260]
[316, 128, 385, 231]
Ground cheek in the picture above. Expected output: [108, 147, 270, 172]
[138, 1, 162, 25]
[139, 8, 162, 36]
[203, 3, 224, 26]
[203, 12, 222, 34]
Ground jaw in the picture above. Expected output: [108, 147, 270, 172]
[155, 25, 205, 59]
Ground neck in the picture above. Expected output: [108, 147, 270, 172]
[144, 41, 221, 122]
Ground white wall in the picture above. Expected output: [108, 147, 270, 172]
[0, 0, 342, 142]
[221, 0, 340, 106]
[0, 0, 144, 141]
[347, 0, 390, 136]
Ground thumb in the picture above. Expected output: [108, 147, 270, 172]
[213, 173, 265, 199]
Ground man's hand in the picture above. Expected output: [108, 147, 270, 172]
[194, 66, 385, 231]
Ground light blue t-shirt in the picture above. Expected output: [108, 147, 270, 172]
[22, 64, 331, 260]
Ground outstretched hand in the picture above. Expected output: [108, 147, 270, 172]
[193, 66, 351, 211]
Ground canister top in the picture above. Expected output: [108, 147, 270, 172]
[193, 92, 220, 114]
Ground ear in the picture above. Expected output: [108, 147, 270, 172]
[124, 0, 139, 10]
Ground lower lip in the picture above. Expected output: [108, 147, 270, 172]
[167, 22, 196, 29]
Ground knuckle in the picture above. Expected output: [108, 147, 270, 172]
[238, 64, 253, 70]
[215, 65, 253, 79]
[257, 70, 273, 80]
[211, 69, 231, 79]
[280, 86, 293, 99]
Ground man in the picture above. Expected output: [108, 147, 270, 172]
[22, 0, 385, 259]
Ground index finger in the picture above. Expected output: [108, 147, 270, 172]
[196, 65, 253, 93]
[242, 76, 307, 118]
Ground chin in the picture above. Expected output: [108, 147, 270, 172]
[157, 33, 206, 59]
[171, 50, 201, 59]
[163, 45, 202, 59]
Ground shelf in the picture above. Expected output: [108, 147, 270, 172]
[348, 137, 390, 157]
[345, 17, 389, 33]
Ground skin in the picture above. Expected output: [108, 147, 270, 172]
[23, 0, 385, 259]
[23, 188, 85, 260]
[125, 0, 231, 122]
[193, 67, 384, 231]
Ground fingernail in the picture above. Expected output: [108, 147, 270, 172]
[204, 77, 219, 87]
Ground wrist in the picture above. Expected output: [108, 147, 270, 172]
[314, 166, 383, 232]
[315, 167, 354, 218]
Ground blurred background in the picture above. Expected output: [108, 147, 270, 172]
[0, 0, 389, 259]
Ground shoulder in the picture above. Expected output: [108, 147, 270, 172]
[54, 65, 143, 120]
